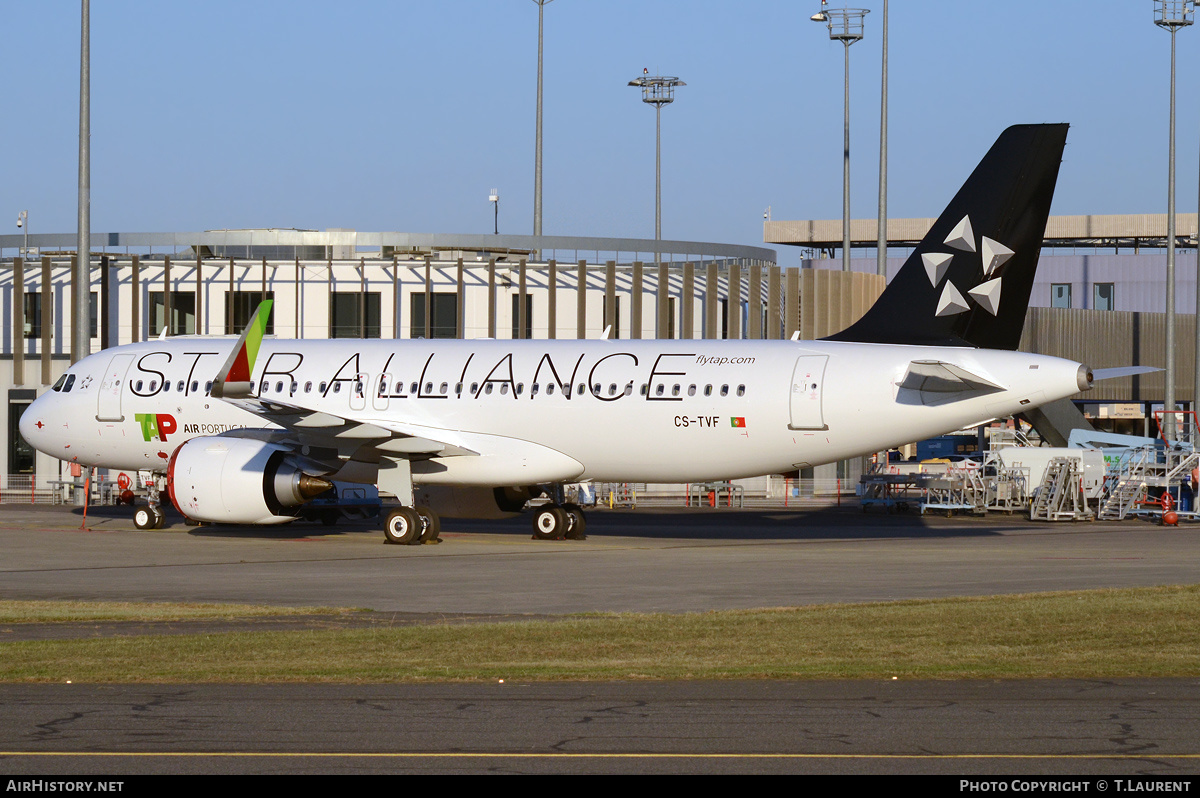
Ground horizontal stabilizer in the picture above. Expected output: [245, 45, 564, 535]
[899, 360, 1005, 394]
[1091, 366, 1161, 381]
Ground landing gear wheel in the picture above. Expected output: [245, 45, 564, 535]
[562, 504, 587, 540]
[152, 508, 166, 529]
[383, 507, 422, 545]
[532, 506, 569, 540]
[133, 506, 156, 530]
[415, 506, 441, 543]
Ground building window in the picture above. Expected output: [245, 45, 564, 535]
[1050, 283, 1072, 309]
[330, 292, 381, 338]
[9, 402, 33, 475]
[602, 296, 621, 338]
[226, 291, 275, 334]
[1093, 283, 1115, 311]
[667, 296, 677, 339]
[22, 293, 43, 340]
[410, 292, 458, 339]
[149, 291, 196, 337]
[720, 298, 729, 339]
[511, 294, 533, 339]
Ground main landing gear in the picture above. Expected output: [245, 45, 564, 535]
[531, 503, 587, 541]
[383, 505, 441, 545]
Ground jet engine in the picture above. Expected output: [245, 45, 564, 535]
[167, 437, 332, 525]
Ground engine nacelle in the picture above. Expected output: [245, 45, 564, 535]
[167, 437, 331, 525]
[413, 485, 538, 520]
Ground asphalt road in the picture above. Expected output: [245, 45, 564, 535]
[1, 504, 1196, 614]
[2, 504, 1198, 775]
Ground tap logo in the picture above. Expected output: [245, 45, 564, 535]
[136, 413, 177, 442]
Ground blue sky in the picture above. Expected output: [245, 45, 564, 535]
[4, 1, 1199, 266]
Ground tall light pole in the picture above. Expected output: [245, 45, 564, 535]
[877, 0, 888, 278]
[1155, 0, 1193, 418]
[76, 0, 91, 364]
[532, 0, 554, 245]
[628, 71, 686, 254]
[812, 6, 869, 273]
[490, 188, 500, 235]
[16, 211, 28, 259]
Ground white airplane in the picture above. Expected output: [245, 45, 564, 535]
[19, 124, 1125, 544]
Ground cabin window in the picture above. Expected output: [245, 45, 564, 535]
[424, 382, 433, 394]
[291, 382, 298, 394]
[440, 382, 449, 394]
[546, 383, 555, 396]
[161, 381, 170, 393]
[455, 382, 463, 395]
[608, 384, 617, 396]
[516, 383, 524, 395]
[531, 383, 540, 396]
[500, 384, 509, 395]
[191, 381, 199, 393]
[249, 382, 256, 392]
[640, 384, 648, 396]
[671, 384, 681, 396]
[737, 385, 746, 397]
[624, 382, 633, 396]
[205, 381, 212, 394]
[655, 384, 664, 396]
[319, 382, 327, 393]
[333, 382, 342, 393]
[177, 381, 185, 392]
[721, 385, 729, 397]
[704, 385, 713, 396]
[277, 381, 285, 393]
[688, 385, 696, 396]
[471, 383, 479, 394]
[148, 381, 158, 392]
[484, 383, 493, 394]
[304, 382, 312, 393]
[410, 382, 419, 394]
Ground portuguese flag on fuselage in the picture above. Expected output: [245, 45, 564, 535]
[730, 417, 746, 428]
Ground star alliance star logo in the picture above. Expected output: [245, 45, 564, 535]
[922, 215, 1012, 318]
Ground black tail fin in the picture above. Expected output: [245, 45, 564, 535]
[825, 123, 1068, 350]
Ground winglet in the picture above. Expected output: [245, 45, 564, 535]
[210, 300, 273, 399]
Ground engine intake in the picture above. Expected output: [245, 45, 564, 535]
[167, 437, 332, 524]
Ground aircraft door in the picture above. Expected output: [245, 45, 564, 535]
[373, 373, 391, 411]
[350, 373, 368, 411]
[788, 355, 828, 430]
[96, 353, 135, 422]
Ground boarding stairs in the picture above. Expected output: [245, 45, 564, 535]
[1030, 457, 1093, 521]
[1097, 446, 1200, 521]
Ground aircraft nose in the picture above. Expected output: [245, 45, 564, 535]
[18, 393, 50, 453]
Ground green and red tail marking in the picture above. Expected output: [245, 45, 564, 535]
[211, 300, 272, 399]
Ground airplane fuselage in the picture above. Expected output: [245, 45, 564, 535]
[22, 336, 1087, 485]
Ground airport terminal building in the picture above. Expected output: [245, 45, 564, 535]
[0, 219, 1195, 491]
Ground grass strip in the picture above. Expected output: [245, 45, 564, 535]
[0, 600, 355, 624]
[1, 586, 1197, 682]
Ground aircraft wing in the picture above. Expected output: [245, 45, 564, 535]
[220, 394, 479, 460]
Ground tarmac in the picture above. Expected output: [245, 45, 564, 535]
[1, 503, 1198, 775]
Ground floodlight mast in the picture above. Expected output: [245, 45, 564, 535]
[628, 73, 686, 260]
[813, 7, 868, 273]
[532, 0, 555, 248]
[1154, 0, 1194, 417]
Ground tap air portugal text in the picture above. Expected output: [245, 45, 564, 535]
[20, 124, 1129, 544]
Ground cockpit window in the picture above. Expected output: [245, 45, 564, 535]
[64, 374, 75, 392]
[51, 374, 68, 391]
